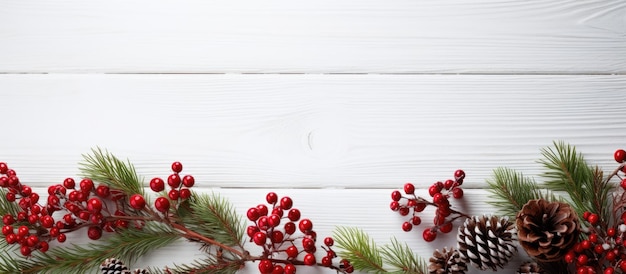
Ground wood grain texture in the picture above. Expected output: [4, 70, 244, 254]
[0, 0, 624, 73]
[2, 74, 624, 189]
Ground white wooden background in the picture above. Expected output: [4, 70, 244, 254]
[1, 1, 626, 273]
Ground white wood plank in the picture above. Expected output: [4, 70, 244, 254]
[14, 188, 527, 274]
[1, 74, 624, 189]
[0, 0, 624, 73]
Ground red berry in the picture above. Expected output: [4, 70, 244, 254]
[404, 183, 415, 194]
[440, 222, 453, 233]
[29, 193, 39, 204]
[298, 219, 313, 234]
[63, 178, 75, 189]
[280, 197, 293, 210]
[284, 264, 296, 274]
[271, 230, 284, 243]
[402, 222, 413, 232]
[321, 256, 332, 267]
[3, 214, 15, 225]
[411, 216, 422, 226]
[286, 245, 299, 258]
[615, 149, 626, 163]
[605, 267, 615, 274]
[268, 214, 281, 227]
[17, 225, 29, 237]
[399, 207, 410, 216]
[246, 225, 259, 237]
[444, 179, 454, 190]
[608, 227, 616, 237]
[129, 194, 146, 210]
[324, 237, 334, 246]
[5, 233, 17, 244]
[452, 188, 464, 199]
[179, 188, 191, 199]
[302, 237, 315, 252]
[253, 231, 267, 245]
[588, 213, 599, 225]
[171, 161, 183, 173]
[258, 259, 273, 274]
[87, 226, 102, 240]
[0, 162, 7, 174]
[6, 192, 16, 202]
[167, 174, 181, 188]
[20, 245, 31, 256]
[96, 185, 110, 198]
[390, 201, 400, 211]
[621, 179, 626, 190]
[288, 209, 301, 221]
[422, 228, 437, 242]
[433, 193, 445, 204]
[454, 169, 466, 180]
[428, 185, 439, 197]
[2, 225, 13, 236]
[7, 175, 19, 186]
[303, 253, 316, 266]
[257, 216, 270, 230]
[577, 254, 588, 266]
[39, 241, 49, 252]
[247, 208, 260, 221]
[414, 202, 426, 212]
[284, 222, 296, 235]
[87, 198, 103, 213]
[57, 233, 66, 242]
[391, 190, 402, 201]
[589, 233, 598, 243]
[154, 197, 170, 212]
[150, 178, 165, 192]
[26, 235, 39, 247]
[266, 192, 278, 204]
[256, 204, 268, 216]
[580, 239, 591, 250]
[21, 185, 32, 196]
[168, 189, 180, 200]
[272, 265, 284, 274]
[79, 178, 94, 193]
[181, 175, 194, 188]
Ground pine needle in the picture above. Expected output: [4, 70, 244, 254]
[333, 226, 388, 273]
[79, 147, 144, 195]
[0, 222, 180, 274]
[539, 141, 610, 220]
[380, 238, 427, 274]
[486, 167, 555, 219]
[0, 188, 21, 216]
[181, 192, 245, 247]
[149, 257, 243, 274]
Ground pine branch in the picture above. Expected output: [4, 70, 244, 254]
[79, 147, 144, 195]
[539, 141, 610, 220]
[380, 238, 427, 274]
[179, 192, 245, 248]
[333, 226, 388, 273]
[0, 222, 180, 274]
[0, 188, 21, 216]
[486, 167, 556, 219]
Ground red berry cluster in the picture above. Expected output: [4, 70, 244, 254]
[564, 211, 626, 274]
[0, 162, 132, 256]
[247, 192, 353, 274]
[389, 169, 468, 242]
[141, 161, 195, 213]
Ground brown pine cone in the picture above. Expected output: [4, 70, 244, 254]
[516, 199, 579, 262]
[457, 215, 516, 271]
[428, 247, 467, 274]
[516, 261, 544, 274]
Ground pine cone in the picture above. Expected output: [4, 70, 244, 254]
[456, 215, 516, 271]
[101, 258, 150, 274]
[516, 199, 579, 262]
[101, 258, 130, 274]
[516, 261, 544, 274]
[428, 247, 467, 274]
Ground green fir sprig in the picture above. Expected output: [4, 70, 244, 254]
[486, 167, 556, 219]
[79, 147, 144, 195]
[0, 222, 179, 274]
[539, 141, 611, 222]
[334, 226, 426, 274]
